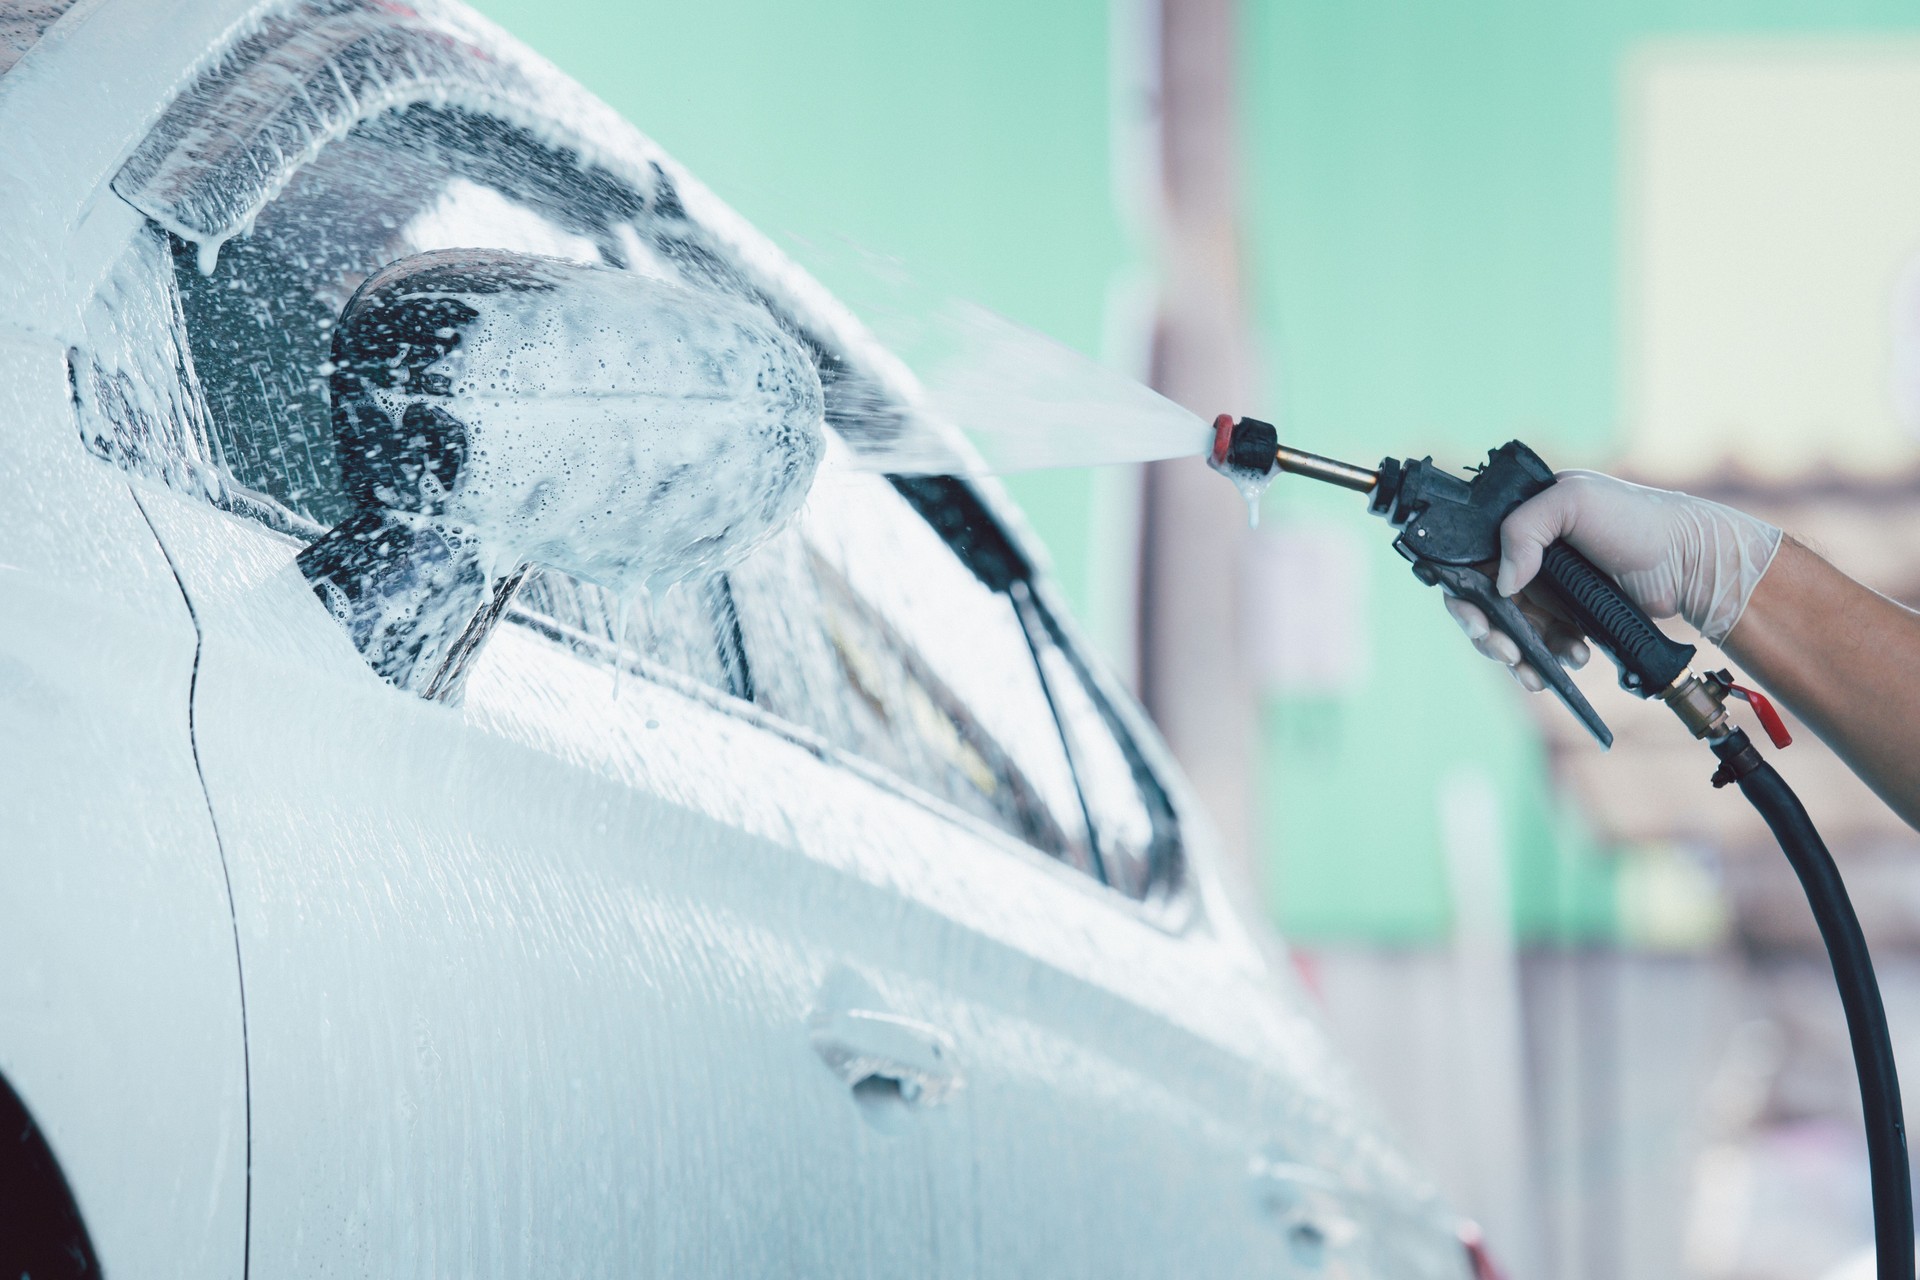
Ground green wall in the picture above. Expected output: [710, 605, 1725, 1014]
[469, 0, 1131, 625]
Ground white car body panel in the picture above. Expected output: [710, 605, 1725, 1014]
[0, 0, 1470, 1275]
[0, 330, 247, 1274]
[136, 481, 1339, 1274]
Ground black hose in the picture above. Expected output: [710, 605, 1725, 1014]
[1715, 729, 1913, 1280]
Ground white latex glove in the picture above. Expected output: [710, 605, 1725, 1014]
[1445, 471, 1783, 691]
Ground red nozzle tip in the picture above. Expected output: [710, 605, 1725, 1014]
[1210, 414, 1235, 466]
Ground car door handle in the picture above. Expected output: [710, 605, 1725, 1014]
[808, 1007, 962, 1106]
[1247, 1149, 1360, 1266]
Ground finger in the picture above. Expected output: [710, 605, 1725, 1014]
[1507, 593, 1591, 669]
[1497, 484, 1579, 598]
[1509, 661, 1546, 693]
[1540, 621, 1591, 669]
[1443, 595, 1490, 641]
[1446, 592, 1552, 673]
[1464, 621, 1521, 667]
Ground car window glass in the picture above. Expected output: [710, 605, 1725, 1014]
[165, 107, 622, 531]
[401, 178, 603, 265]
[1013, 585, 1179, 900]
[728, 462, 1097, 872]
[82, 102, 742, 695]
[511, 570, 741, 698]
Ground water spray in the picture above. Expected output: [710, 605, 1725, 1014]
[1209, 414, 1913, 1280]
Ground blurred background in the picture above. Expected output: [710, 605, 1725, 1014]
[469, 1, 1920, 1276]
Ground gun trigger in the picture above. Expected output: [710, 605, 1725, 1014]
[1421, 562, 1615, 750]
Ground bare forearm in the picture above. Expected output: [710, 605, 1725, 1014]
[1723, 538, 1920, 828]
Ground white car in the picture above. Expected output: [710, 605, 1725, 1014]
[0, 0, 1476, 1274]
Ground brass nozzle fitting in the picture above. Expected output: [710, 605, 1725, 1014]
[1662, 671, 1733, 740]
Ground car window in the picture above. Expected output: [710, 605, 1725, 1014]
[728, 462, 1098, 873]
[511, 569, 746, 700]
[164, 105, 636, 531]
[1013, 583, 1181, 900]
[895, 474, 1186, 896]
[726, 461, 1184, 898]
[77, 101, 742, 695]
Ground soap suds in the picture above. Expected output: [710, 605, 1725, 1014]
[341, 250, 826, 595]
[1219, 462, 1277, 528]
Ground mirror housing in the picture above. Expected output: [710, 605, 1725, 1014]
[298, 249, 825, 699]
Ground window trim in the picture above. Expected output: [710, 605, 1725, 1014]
[109, 1, 635, 251]
[0, 0, 81, 80]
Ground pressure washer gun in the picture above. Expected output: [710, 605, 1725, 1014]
[1209, 413, 1912, 1280]
[1206, 414, 1792, 755]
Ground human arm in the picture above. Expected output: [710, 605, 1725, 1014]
[1450, 472, 1920, 829]
[1721, 538, 1920, 829]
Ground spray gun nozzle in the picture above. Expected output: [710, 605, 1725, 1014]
[1209, 415, 1380, 495]
[1208, 415, 1281, 475]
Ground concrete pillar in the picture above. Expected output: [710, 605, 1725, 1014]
[1138, 0, 1261, 891]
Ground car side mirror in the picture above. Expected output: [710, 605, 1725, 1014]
[297, 249, 825, 700]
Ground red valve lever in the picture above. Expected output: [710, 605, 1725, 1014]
[1729, 683, 1792, 749]
[1457, 1221, 1507, 1280]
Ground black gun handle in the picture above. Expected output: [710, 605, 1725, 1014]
[1537, 541, 1695, 696]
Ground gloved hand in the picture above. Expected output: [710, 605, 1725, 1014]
[1445, 471, 1784, 691]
